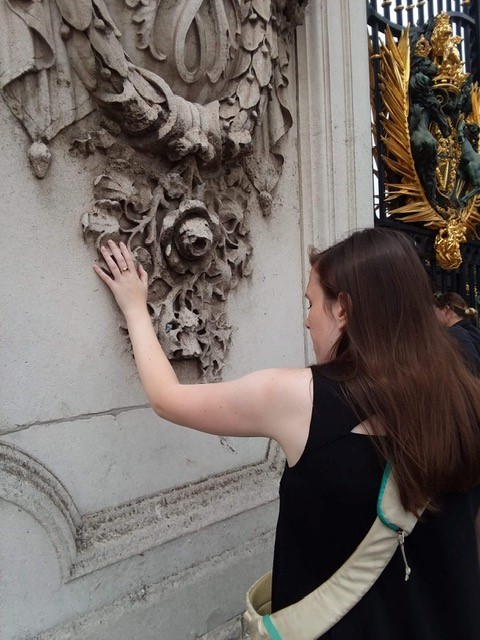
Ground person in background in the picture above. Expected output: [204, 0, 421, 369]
[433, 292, 480, 375]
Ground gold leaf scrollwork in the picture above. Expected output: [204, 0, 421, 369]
[373, 13, 480, 270]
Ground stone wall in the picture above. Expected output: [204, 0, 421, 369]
[0, 1, 373, 638]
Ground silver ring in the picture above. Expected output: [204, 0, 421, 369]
[121, 267, 128, 272]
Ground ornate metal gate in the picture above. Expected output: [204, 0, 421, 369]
[368, 0, 480, 318]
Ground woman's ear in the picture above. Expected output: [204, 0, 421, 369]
[334, 291, 350, 330]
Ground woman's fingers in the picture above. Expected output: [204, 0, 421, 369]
[139, 263, 149, 287]
[95, 240, 141, 282]
[100, 244, 122, 278]
[94, 241, 148, 318]
[107, 239, 129, 273]
[120, 241, 136, 272]
[93, 263, 114, 290]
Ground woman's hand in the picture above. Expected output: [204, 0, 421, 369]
[93, 240, 148, 321]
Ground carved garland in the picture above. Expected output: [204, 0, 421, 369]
[0, 0, 307, 378]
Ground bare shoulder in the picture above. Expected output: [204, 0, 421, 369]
[251, 366, 313, 409]
[255, 367, 314, 465]
[224, 366, 313, 439]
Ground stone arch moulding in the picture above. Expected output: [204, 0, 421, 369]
[0, 443, 81, 583]
[0, 440, 283, 580]
[1, 0, 308, 379]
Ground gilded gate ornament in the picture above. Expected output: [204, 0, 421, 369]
[372, 13, 480, 270]
[0, 0, 307, 379]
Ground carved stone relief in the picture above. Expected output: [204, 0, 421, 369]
[0, 440, 282, 581]
[1, 0, 307, 378]
[0, 443, 80, 582]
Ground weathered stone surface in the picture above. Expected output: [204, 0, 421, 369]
[0, 498, 275, 640]
[1, 0, 307, 380]
[0, 42, 303, 634]
[0, 1, 377, 639]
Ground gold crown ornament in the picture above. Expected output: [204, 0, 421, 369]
[430, 13, 469, 95]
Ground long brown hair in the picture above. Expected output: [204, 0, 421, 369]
[310, 228, 480, 513]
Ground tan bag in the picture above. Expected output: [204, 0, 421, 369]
[244, 466, 421, 640]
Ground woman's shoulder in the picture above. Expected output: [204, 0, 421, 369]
[248, 367, 313, 416]
[254, 366, 312, 390]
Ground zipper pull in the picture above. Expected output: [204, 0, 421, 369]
[397, 530, 412, 582]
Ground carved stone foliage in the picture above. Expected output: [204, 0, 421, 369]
[81, 139, 254, 377]
[1, 0, 307, 378]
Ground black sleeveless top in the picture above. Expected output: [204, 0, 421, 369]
[271, 367, 480, 639]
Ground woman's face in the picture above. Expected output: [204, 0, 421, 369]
[305, 269, 347, 364]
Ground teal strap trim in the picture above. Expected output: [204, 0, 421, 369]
[262, 615, 283, 640]
[376, 464, 400, 532]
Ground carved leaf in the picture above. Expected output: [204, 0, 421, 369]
[82, 200, 123, 243]
[230, 48, 252, 80]
[66, 31, 97, 91]
[227, 0, 243, 49]
[199, 318, 232, 378]
[219, 100, 240, 119]
[266, 21, 278, 60]
[130, 69, 166, 105]
[94, 173, 136, 203]
[131, 181, 153, 214]
[93, 0, 122, 37]
[241, 21, 265, 52]
[252, 48, 272, 87]
[230, 110, 248, 132]
[87, 22, 129, 77]
[227, 236, 252, 273]
[240, 2, 253, 22]
[252, 0, 271, 22]
[161, 173, 189, 200]
[237, 75, 260, 110]
[177, 306, 201, 331]
[244, 152, 280, 194]
[55, 0, 93, 31]
[130, 0, 166, 61]
[176, 331, 202, 359]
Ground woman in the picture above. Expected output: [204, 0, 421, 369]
[434, 292, 480, 375]
[93, 228, 480, 639]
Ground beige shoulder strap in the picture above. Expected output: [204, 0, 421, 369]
[245, 466, 422, 640]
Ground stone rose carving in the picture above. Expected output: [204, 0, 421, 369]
[82, 151, 253, 378]
[160, 200, 221, 275]
[2, 0, 307, 378]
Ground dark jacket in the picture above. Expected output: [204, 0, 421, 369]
[448, 319, 480, 375]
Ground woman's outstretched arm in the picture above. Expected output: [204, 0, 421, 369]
[93, 240, 312, 456]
